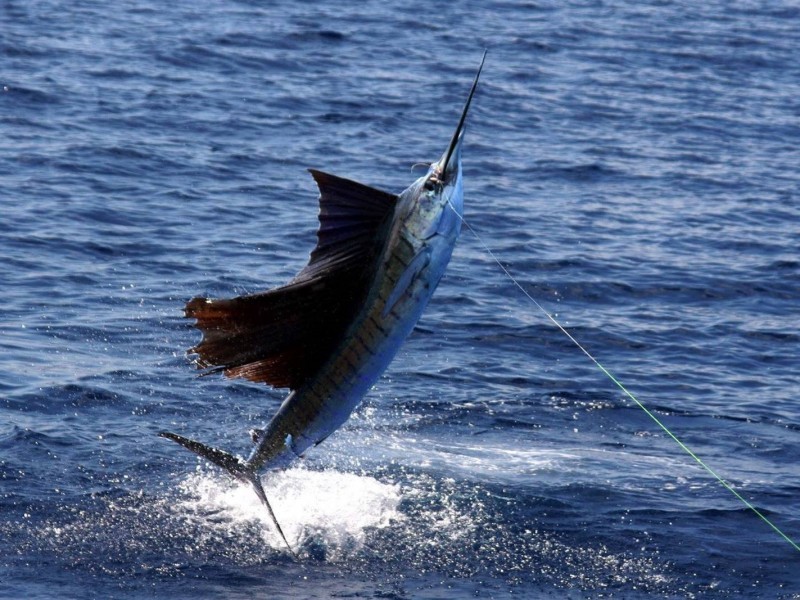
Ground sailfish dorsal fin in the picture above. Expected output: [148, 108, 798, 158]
[185, 170, 397, 390]
[297, 169, 398, 279]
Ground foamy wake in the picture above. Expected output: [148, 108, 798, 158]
[174, 466, 403, 556]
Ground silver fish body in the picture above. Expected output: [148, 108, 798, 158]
[161, 52, 484, 555]
[247, 161, 465, 472]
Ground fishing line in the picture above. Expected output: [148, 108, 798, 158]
[449, 202, 800, 553]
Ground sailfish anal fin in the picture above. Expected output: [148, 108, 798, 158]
[185, 170, 397, 391]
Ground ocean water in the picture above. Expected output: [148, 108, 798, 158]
[2, 0, 799, 597]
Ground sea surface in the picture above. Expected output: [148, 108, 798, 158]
[1, 0, 799, 598]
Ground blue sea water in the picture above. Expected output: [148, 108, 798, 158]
[2, 0, 799, 597]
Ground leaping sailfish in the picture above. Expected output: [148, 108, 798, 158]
[161, 52, 486, 556]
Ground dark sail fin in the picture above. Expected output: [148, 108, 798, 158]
[300, 169, 398, 279]
[186, 171, 397, 390]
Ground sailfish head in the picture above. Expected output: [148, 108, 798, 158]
[432, 49, 486, 187]
[433, 50, 486, 182]
[406, 51, 485, 242]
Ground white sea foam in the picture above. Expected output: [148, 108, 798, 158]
[174, 466, 403, 555]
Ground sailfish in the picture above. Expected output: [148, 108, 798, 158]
[160, 52, 485, 556]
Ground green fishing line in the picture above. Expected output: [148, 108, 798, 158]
[452, 205, 799, 552]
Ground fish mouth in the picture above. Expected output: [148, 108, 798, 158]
[436, 50, 486, 180]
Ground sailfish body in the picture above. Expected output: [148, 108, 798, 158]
[161, 54, 485, 554]
[237, 166, 465, 474]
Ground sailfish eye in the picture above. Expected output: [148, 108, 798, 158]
[424, 172, 444, 191]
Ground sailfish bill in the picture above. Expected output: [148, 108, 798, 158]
[160, 51, 486, 557]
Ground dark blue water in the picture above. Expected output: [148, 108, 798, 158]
[2, 0, 799, 597]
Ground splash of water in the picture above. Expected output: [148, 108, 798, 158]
[175, 466, 403, 558]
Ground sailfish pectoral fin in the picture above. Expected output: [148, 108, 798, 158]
[159, 431, 298, 558]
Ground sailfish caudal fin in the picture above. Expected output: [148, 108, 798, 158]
[159, 431, 298, 559]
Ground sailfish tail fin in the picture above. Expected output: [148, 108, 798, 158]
[159, 431, 298, 559]
[159, 431, 248, 477]
[246, 470, 300, 560]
